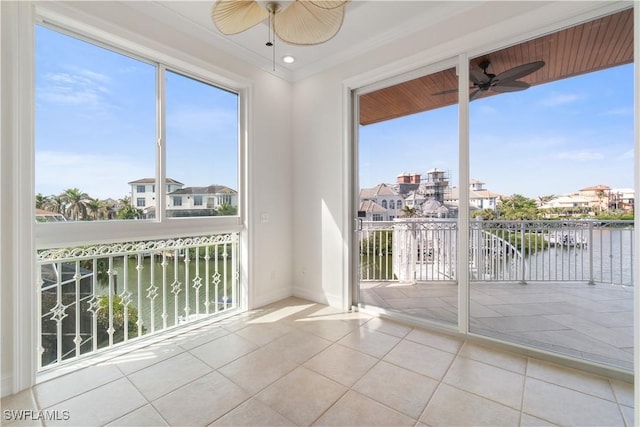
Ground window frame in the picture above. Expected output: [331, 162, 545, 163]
[33, 10, 249, 249]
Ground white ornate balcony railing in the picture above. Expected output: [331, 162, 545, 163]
[360, 219, 633, 286]
[37, 233, 240, 371]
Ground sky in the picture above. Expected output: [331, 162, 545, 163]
[35, 25, 238, 201]
[359, 63, 634, 199]
[35, 25, 634, 202]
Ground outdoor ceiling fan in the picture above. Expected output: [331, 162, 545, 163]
[211, 0, 350, 46]
[435, 60, 546, 100]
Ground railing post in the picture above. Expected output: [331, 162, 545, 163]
[588, 220, 595, 285]
[475, 222, 483, 280]
[519, 222, 527, 284]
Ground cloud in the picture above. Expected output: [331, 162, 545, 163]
[474, 104, 498, 115]
[514, 135, 567, 149]
[553, 150, 603, 161]
[603, 107, 634, 116]
[539, 93, 581, 107]
[38, 68, 111, 108]
[619, 148, 634, 160]
[36, 150, 145, 199]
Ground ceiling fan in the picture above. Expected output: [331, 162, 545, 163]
[435, 60, 545, 100]
[211, 0, 350, 46]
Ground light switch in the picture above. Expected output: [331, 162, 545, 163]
[260, 212, 269, 223]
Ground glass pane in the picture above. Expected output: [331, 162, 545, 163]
[165, 70, 239, 218]
[357, 65, 459, 327]
[35, 26, 156, 221]
[468, 9, 634, 370]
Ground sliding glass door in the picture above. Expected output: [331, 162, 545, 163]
[352, 7, 634, 372]
[467, 9, 634, 371]
[354, 61, 460, 327]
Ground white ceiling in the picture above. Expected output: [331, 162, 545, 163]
[121, 1, 483, 81]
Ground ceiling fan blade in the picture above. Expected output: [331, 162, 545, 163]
[470, 89, 484, 101]
[212, 0, 268, 35]
[275, 1, 346, 45]
[469, 69, 490, 85]
[433, 87, 482, 96]
[432, 88, 459, 96]
[308, 0, 350, 10]
[494, 61, 545, 83]
[491, 81, 530, 92]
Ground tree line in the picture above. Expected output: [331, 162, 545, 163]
[471, 194, 632, 220]
[36, 188, 237, 221]
[399, 194, 632, 220]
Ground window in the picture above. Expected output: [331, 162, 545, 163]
[166, 71, 239, 218]
[372, 214, 383, 221]
[30, 15, 245, 376]
[389, 200, 395, 209]
[219, 194, 233, 206]
[397, 200, 402, 208]
[35, 25, 241, 223]
[467, 9, 634, 370]
[35, 26, 155, 222]
[381, 200, 387, 209]
[193, 196, 203, 206]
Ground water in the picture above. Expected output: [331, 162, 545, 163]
[527, 228, 633, 285]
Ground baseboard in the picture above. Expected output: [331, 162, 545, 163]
[1, 373, 13, 398]
[251, 286, 293, 309]
[292, 285, 343, 308]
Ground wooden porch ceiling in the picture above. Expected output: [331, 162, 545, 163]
[359, 8, 634, 126]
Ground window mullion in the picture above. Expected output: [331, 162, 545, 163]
[457, 52, 470, 335]
[157, 64, 166, 222]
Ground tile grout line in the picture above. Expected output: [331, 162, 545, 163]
[415, 335, 466, 424]
[306, 322, 415, 426]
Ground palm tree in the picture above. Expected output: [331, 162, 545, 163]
[86, 198, 108, 220]
[116, 197, 143, 220]
[401, 206, 418, 218]
[594, 189, 608, 215]
[537, 194, 555, 207]
[35, 193, 47, 210]
[216, 203, 237, 216]
[43, 194, 65, 214]
[61, 188, 89, 221]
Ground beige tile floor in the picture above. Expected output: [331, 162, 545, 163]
[1, 297, 634, 427]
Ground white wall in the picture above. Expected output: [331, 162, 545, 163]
[291, 1, 631, 308]
[1, 0, 293, 396]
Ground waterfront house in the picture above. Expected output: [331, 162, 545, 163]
[359, 183, 403, 220]
[168, 185, 238, 217]
[446, 180, 501, 213]
[128, 178, 185, 219]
